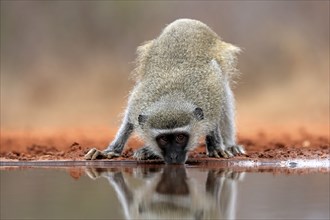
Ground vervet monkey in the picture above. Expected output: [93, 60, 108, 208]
[85, 19, 245, 164]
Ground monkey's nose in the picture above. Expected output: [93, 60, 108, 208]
[170, 152, 178, 160]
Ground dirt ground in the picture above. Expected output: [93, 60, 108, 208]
[0, 127, 329, 162]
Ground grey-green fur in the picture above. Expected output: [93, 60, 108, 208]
[85, 18, 245, 163]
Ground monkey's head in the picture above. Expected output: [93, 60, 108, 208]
[138, 101, 205, 164]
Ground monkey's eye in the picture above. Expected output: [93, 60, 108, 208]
[157, 135, 168, 146]
[176, 133, 187, 144]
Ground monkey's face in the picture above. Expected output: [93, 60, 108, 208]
[138, 106, 204, 164]
[155, 132, 189, 164]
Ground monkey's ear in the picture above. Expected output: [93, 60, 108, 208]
[138, 114, 148, 126]
[193, 107, 204, 121]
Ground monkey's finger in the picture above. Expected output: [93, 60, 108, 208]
[208, 150, 220, 158]
[84, 148, 97, 160]
[225, 150, 234, 158]
[214, 150, 220, 158]
[106, 152, 120, 159]
[91, 150, 102, 160]
[237, 145, 246, 155]
[217, 149, 229, 158]
[231, 146, 240, 155]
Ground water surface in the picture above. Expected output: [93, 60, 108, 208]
[1, 165, 329, 219]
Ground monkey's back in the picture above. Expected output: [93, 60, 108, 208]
[129, 19, 229, 128]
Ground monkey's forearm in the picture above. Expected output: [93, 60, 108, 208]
[219, 80, 236, 147]
[85, 119, 134, 160]
[106, 121, 134, 154]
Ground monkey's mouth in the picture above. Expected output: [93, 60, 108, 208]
[163, 158, 186, 165]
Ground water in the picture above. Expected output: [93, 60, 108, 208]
[1, 164, 329, 219]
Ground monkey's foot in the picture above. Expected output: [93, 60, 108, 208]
[207, 148, 234, 159]
[133, 146, 162, 160]
[227, 145, 246, 156]
[84, 148, 121, 160]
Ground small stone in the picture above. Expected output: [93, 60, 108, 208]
[302, 140, 310, 147]
[289, 162, 298, 167]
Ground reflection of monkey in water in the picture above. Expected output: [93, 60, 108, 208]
[85, 166, 245, 219]
[85, 18, 245, 164]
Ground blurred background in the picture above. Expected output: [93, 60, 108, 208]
[1, 1, 329, 137]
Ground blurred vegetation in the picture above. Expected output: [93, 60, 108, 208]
[1, 1, 329, 134]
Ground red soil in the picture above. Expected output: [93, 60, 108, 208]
[0, 127, 329, 162]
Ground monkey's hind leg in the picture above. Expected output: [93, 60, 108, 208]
[133, 146, 162, 161]
[206, 126, 234, 158]
[219, 80, 245, 156]
[85, 116, 134, 160]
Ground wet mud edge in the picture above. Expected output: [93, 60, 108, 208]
[1, 157, 329, 171]
[1, 130, 329, 174]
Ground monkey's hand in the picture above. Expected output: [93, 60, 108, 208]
[208, 148, 234, 158]
[207, 145, 245, 159]
[84, 148, 121, 160]
[133, 146, 162, 160]
[227, 145, 246, 156]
